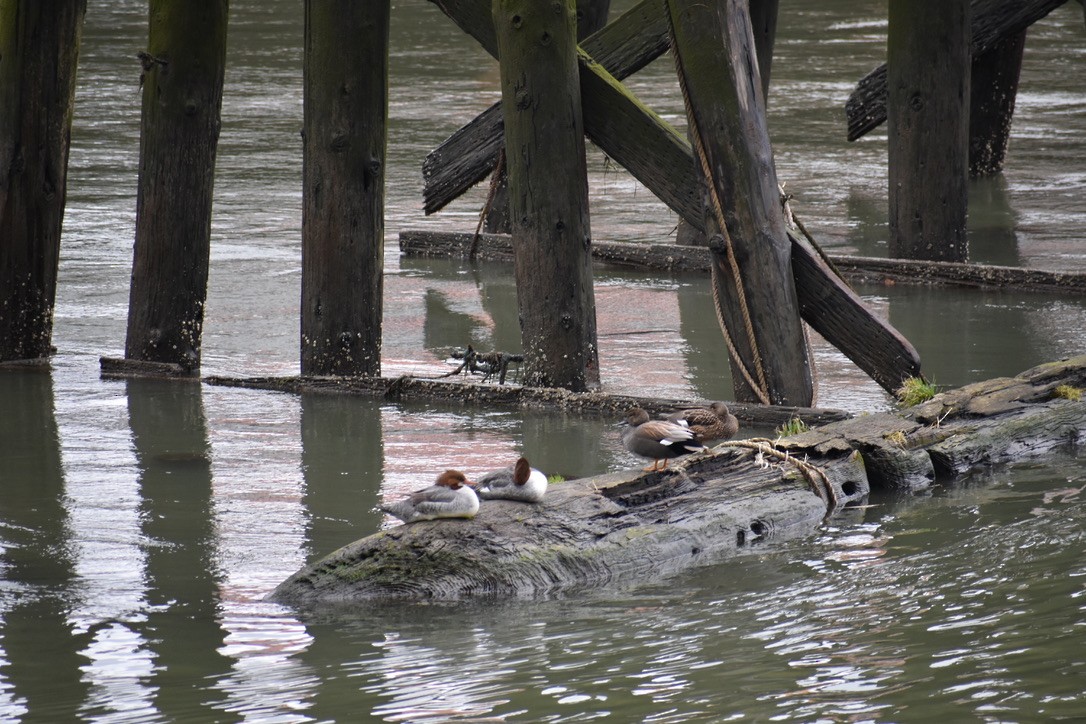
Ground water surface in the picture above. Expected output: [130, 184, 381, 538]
[2, 0, 1085, 720]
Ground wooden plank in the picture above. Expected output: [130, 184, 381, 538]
[846, 0, 1066, 141]
[422, 0, 670, 214]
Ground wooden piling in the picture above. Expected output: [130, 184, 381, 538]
[483, 0, 611, 236]
[887, 0, 970, 262]
[969, 30, 1024, 177]
[667, 0, 813, 406]
[300, 1, 389, 377]
[493, 0, 600, 391]
[123, 0, 228, 373]
[748, 0, 779, 98]
[0, 0, 86, 362]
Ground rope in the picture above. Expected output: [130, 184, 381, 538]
[666, 10, 771, 405]
[469, 148, 506, 261]
[717, 438, 840, 514]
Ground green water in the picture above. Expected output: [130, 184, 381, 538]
[2, 0, 1085, 720]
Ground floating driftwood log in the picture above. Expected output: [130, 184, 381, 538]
[270, 355, 1086, 603]
[399, 230, 1086, 295]
[203, 372, 849, 429]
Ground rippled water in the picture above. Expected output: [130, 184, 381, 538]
[2, 0, 1085, 720]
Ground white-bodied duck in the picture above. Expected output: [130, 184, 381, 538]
[664, 401, 739, 443]
[476, 457, 548, 503]
[621, 406, 705, 472]
[380, 470, 480, 523]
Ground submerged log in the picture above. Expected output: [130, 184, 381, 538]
[270, 355, 1086, 602]
[399, 231, 1086, 296]
[205, 372, 850, 428]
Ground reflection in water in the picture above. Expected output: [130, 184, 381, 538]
[0, 369, 89, 721]
[124, 379, 234, 719]
[301, 394, 385, 561]
[1, 0, 1084, 720]
[968, 173, 1021, 267]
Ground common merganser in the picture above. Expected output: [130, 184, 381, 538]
[665, 401, 739, 443]
[476, 457, 548, 503]
[380, 470, 480, 523]
[621, 406, 705, 472]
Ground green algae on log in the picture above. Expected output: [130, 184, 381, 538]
[271, 447, 868, 603]
[270, 355, 1086, 603]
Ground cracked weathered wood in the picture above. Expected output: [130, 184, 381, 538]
[270, 355, 1086, 602]
[271, 446, 870, 602]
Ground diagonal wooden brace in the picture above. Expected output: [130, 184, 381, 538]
[429, 0, 921, 394]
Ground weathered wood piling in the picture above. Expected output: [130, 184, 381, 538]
[493, 0, 600, 391]
[667, 0, 812, 405]
[122, 0, 228, 373]
[0, 0, 86, 363]
[269, 355, 1086, 603]
[887, 0, 971, 262]
[300, 1, 389, 377]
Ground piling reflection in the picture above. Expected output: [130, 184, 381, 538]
[675, 274, 735, 401]
[0, 368, 89, 721]
[967, 173, 1021, 267]
[124, 379, 233, 718]
[300, 393, 385, 561]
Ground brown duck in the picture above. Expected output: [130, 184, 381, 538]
[621, 407, 705, 472]
[664, 401, 739, 443]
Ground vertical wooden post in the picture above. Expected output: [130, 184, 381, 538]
[748, 0, 778, 98]
[124, 0, 228, 372]
[887, 0, 970, 262]
[667, 0, 813, 406]
[969, 30, 1024, 177]
[0, 0, 86, 362]
[493, 0, 600, 391]
[301, 2, 389, 377]
[484, 0, 610, 235]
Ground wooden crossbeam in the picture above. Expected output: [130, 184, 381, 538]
[423, 0, 669, 214]
[427, 0, 921, 394]
[845, 0, 1067, 141]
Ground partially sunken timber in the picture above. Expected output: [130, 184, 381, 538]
[270, 355, 1086, 603]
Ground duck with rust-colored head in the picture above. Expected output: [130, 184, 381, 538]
[621, 407, 705, 472]
[476, 457, 548, 503]
[665, 401, 739, 443]
[380, 470, 479, 524]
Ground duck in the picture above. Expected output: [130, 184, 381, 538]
[380, 470, 480, 523]
[664, 401, 739, 443]
[621, 406, 705, 472]
[475, 456, 548, 503]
